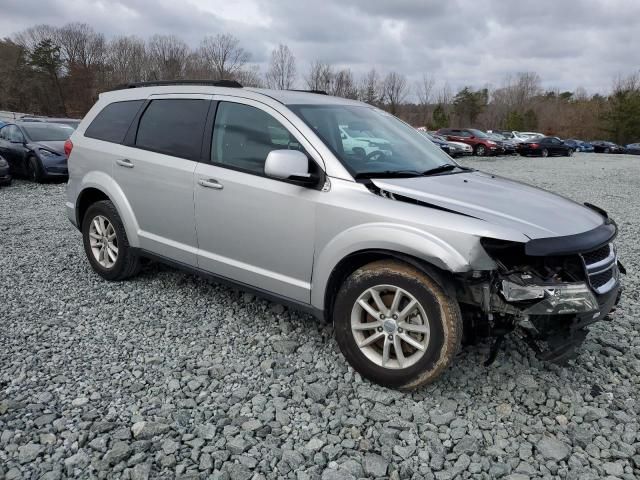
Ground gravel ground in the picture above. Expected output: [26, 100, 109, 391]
[1, 153, 639, 480]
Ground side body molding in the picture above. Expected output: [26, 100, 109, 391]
[310, 222, 470, 310]
[77, 171, 141, 247]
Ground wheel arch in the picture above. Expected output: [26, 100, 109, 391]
[74, 172, 140, 247]
[319, 249, 458, 323]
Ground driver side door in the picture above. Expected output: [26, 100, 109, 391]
[0, 125, 29, 175]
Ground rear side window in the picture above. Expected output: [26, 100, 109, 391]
[135, 99, 210, 160]
[85, 100, 144, 143]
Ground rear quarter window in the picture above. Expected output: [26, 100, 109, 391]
[84, 100, 145, 144]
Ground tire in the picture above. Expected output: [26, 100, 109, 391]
[474, 144, 486, 157]
[566, 149, 573, 157]
[82, 200, 140, 281]
[333, 260, 462, 390]
[27, 155, 45, 183]
[604, 147, 610, 153]
[541, 148, 549, 157]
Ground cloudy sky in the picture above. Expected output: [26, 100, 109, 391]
[1, 0, 638, 94]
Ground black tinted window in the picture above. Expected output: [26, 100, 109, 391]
[85, 100, 144, 143]
[136, 99, 209, 160]
[212, 102, 304, 174]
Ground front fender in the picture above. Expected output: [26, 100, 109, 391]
[311, 222, 472, 310]
[76, 171, 140, 247]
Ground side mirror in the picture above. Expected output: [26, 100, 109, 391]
[265, 149, 317, 185]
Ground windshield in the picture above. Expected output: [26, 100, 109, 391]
[290, 104, 454, 177]
[22, 123, 74, 142]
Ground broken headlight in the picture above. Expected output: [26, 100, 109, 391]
[501, 280, 599, 315]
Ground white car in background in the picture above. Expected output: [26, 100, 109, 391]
[339, 125, 391, 158]
[447, 140, 473, 156]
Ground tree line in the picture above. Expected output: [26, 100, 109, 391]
[0, 23, 638, 143]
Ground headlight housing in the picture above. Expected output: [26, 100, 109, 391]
[501, 280, 599, 315]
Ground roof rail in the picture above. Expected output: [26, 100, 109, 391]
[110, 79, 243, 91]
[288, 89, 328, 95]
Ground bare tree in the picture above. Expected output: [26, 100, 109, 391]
[305, 61, 333, 91]
[358, 68, 381, 105]
[147, 35, 189, 80]
[234, 65, 263, 87]
[13, 24, 59, 52]
[265, 44, 296, 89]
[107, 36, 147, 85]
[415, 74, 435, 126]
[56, 23, 106, 69]
[331, 69, 357, 99]
[382, 71, 407, 114]
[199, 34, 249, 80]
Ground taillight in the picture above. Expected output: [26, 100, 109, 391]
[64, 139, 73, 157]
[530, 143, 539, 148]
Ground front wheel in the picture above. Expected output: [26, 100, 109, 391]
[604, 147, 611, 153]
[82, 200, 140, 281]
[475, 145, 486, 156]
[566, 149, 574, 157]
[27, 156, 45, 183]
[333, 260, 462, 389]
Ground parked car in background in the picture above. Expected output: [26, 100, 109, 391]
[591, 141, 626, 154]
[518, 131, 544, 140]
[0, 122, 73, 182]
[47, 118, 81, 129]
[626, 143, 640, 155]
[419, 131, 451, 155]
[489, 130, 526, 143]
[0, 154, 12, 185]
[339, 124, 391, 159]
[437, 128, 503, 156]
[564, 139, 594, 153]
[517, 136, 574, 157]
[445, 140, 473, 157]
[488, 133, 517, 154]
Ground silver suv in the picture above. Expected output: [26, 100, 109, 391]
[66, 80, 623, 389]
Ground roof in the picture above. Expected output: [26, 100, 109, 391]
[99, 84, 365, 108]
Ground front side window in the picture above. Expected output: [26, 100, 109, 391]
[136, 99, 210, 160]
[212, 102, 305, 174]
[289, 104, 453, 177]
[8, 125, 26, 143]
[85, 100, 144, 144]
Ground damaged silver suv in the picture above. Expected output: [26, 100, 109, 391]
[66, 80, 623, 389]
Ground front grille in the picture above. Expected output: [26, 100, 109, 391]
[582, 245, 611, 265]
[580, 243, 617, 294]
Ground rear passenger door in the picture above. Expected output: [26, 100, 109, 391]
[193, 98, 322, 303]
[115, 94, 212, 266]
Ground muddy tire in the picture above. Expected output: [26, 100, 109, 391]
[333, 260, 462, 390]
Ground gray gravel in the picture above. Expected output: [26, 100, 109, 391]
[1, 153, 639, 479]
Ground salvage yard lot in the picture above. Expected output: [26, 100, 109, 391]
[1, 153, 639, 479]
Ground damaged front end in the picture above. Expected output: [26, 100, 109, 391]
[458, 232, 624, 364]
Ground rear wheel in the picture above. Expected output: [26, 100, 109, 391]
[541, 148, 549, 157]
[475, 144, 487, 157]
[604, 147, 611, 153]
[82, 200, 140, 281]
[333, 260, 462, 389]
[566, 149, 574, 157]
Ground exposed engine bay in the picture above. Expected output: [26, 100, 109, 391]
[457, 239, 623, 364]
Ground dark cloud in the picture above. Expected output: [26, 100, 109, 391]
[1, 0, 638, 93]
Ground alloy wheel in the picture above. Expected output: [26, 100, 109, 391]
[89, 215, 118, 268]
[350, 284, 430, 369]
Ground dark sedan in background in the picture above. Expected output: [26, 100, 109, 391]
[419, 131, 451, 155]
[626, 143, 640, 155]
[517, 136, 574, 157]
[591, 141, 626, 154]
[0, 122, 73, 182]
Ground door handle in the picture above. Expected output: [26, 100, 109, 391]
[116, 158, 134, 168]
[198, 178, 224, 190]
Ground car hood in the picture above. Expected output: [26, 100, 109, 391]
[371, 171, 605, 239]
[30, 141, 66, 155]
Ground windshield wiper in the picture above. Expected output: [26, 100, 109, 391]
[422, 164, 470, 176]
[354, 170, 425, 179]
